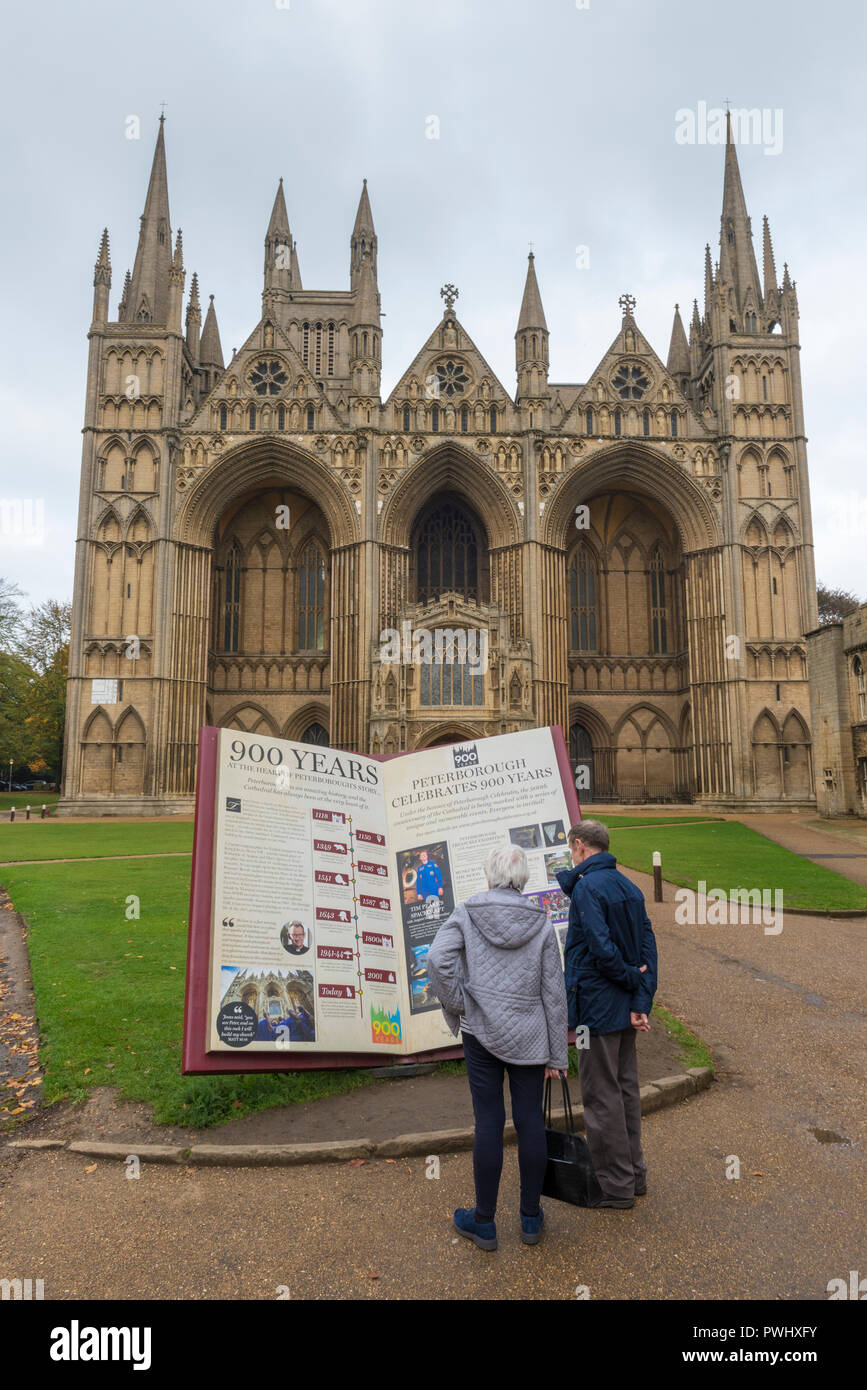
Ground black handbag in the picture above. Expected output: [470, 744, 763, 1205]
[542, 1075, 604, 1207]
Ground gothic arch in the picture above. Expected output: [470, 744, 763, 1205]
[542, 443, 721, 551]
[413, 721, 485, 749]
[612, 702, 678, 745]
[282, 703, 330, 742]
[177, 438, 358, 548]
[218, 702, 280, 735]
[379, 441, 521, 549]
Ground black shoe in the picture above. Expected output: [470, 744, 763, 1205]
[635, 1180, 647, 1197]
[587, 1192, 635, 1209]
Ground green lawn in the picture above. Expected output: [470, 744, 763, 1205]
[0, 791, 60, 811]
[611, 820, 867, 913]
[0, 853, 376, 1128]
[0, 821, 193, 863]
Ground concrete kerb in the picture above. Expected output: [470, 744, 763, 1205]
[4, 1067, 713, 1167]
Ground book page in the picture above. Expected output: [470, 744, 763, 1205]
[206, 729, 409, 1056]
[382, 727, 574, 1054]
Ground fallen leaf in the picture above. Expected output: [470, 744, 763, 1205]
[349, 1158, 366, 1167]
[83, 1068, 91, 1075]
[368, 1268, 379, 1280]
[84, 1163, 97, 1174]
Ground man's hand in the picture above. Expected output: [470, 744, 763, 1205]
[630, 1012, 650, 1032]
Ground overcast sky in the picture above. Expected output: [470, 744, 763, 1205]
[2, 0, 865, 609]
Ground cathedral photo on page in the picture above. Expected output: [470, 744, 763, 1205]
[60, 112, 817, 816]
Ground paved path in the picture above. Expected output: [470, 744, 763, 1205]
[0, 851, 192, 867]
[736, 813, 867, 889]
[1, 867, 863, 1300]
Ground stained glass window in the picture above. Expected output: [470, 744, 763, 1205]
[298, 541, 326, 650]
[415, 502, 481, 604]
[249, 359, 288, 397]
[568, 544, 597, 651]
[612, 363, 649, 400]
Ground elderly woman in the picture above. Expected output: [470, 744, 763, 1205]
[427, 844, 568, 1250]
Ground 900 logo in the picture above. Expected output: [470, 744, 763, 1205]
[371, 1005, 402, 1045]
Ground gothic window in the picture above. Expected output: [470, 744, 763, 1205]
[315, 324, 323, 374]
[419, 632, 484, 706]
[302, 322, 309, 362]
[568, 543, 598, 652]
[328, 324, 335, 374]
[490, 406, 497, 433]
[650, 546, 667, 654]
[306, 405, 315, 430]
[414, 501, 481, 604]
[614, 409, 622, 437]
[612, 363, 649, 400]
[854, 657, 866, 720]
[248, 405, 256, 430]
[249, 359, 288, 396]
[403, 404, 411, 432]
[223, 542, 241, 653]
[643, 409, 650, 437]
[277, 405, 285, 430]
[569, 722, 595, 801]
[298, 540, 326, 650]
[219, 405, 228, 431]
[670, 411, 678, 437]
[301, 721, 329, 745]
[435, 359, 470, 397]
[460, 406, 469, 432]
[431, 404, 439, 432]
[586, 408, 594, 434]
[762, 374, 768, 400]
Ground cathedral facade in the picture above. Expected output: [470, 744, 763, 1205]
[60, 116, 818, 815]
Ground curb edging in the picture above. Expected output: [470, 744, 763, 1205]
[4, 1067, 714, 1167]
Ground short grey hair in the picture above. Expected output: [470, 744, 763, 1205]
[567, 819, 610, 852]
[484, 844, 530, 892]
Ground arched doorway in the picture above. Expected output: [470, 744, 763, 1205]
[208, 486, 331, 739]
[569, 722, 595, 802]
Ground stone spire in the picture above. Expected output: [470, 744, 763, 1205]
[762, 214, 778, 299]
[666, 304, 690, 379]
[92, 228, 111, 323]
[704, 244, 714, 318]
[350, 179, 377, 287]
[517, 251, 548, 332]
[118, 268, 131, 321]
[127, 116, 173, 324]
[718, 109, 762, 313]
[186, 271, 202, 360]
[199, 294, 224, 371]
[263, 178, 300, 296]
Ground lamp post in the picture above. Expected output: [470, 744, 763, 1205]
[7, 760, 11, 793]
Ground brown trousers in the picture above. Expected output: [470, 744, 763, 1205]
[579, 1027, 646, 1198]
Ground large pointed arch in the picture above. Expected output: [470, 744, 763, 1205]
[177, 437, 358, 548]
[541, 443, 720, 552]
[379, 441, 521, 549]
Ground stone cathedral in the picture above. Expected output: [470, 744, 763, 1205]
[60, 115, 818, 815]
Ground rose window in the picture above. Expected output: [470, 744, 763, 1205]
[612, 363, 649, 400]
[249, 359, 288, 396]
[435, 359, 470, 397]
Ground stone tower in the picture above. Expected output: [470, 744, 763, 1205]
[60, 115, 817, 813]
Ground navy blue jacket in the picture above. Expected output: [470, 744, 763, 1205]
[556, 853, 658, 1035]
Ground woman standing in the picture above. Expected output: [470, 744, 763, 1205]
[427, 845, 569, 1250]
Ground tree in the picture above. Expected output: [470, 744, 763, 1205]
[816, 582, 862, 626]
[18, 600, 71, 775]
[0, 577, 25, 651]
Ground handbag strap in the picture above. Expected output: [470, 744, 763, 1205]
[544, 1074, 575, 1133]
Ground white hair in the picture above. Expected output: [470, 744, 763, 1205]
[484, 844, 529, 892]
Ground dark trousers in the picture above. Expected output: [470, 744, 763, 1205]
[579, 1027, 646, 1198]
[462, 1031, 547, 1221]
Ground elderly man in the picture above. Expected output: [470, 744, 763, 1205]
[556, 820, 658, 1209]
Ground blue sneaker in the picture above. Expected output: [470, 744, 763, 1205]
[520, 1205, 545, 1245]
[453, 1207, 498, 1251]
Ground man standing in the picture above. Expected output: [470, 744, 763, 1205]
[556, 820, 658, 1209]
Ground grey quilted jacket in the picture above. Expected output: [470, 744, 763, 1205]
[427, 886, 569, 1071]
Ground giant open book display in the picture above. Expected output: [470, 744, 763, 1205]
[183, 725, 580, 1072]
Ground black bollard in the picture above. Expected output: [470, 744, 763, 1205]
[9, 807, 15, 823]
[41, 804, 48, 819]
[652, 850, 663, 903]
[25, 804, 31, 821]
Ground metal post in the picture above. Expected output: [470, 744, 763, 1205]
[652, 850, 663, 903]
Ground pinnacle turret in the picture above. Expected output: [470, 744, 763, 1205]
[516, 252, 548, 333]
[762, 214, 778, 299]
[717, 109, 762, 315]
[666, 304, 690, 380]
[92, 228, 112, 323]
[127, 116, 173, 324]
[263, 178, 301, 297]
[186, 271, 202, 359]
[350, 179, 377, 287]
[200, 294, 224, 370]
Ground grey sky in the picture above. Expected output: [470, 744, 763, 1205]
[2, 0, 865, 608]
